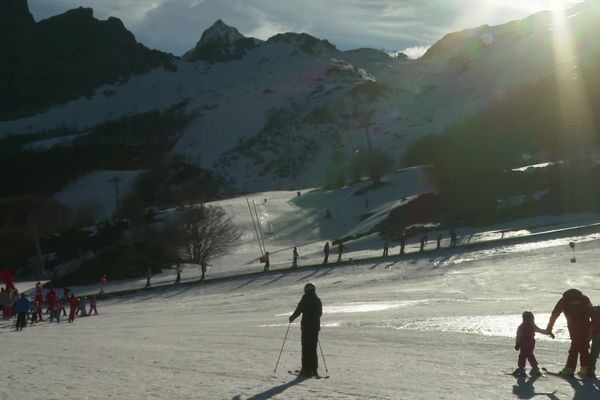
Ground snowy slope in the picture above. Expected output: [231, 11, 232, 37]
[3, 194, 600, 399]
[3, 3, 600, 195]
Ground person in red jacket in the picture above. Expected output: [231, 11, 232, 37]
[68, 293, 79, 323]
[546, 288, 595, 377]
[45, 287, 57, 316]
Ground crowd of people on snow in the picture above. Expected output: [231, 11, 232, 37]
[513, 288, 600, 379]
[1, 281, 100, 332]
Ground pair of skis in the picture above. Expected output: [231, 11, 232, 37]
[287, 369, 330, 379]
[504, 368, 596, 381]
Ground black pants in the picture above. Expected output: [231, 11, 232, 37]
[16, 312, 27, 330]
[301, 330, 319, 373]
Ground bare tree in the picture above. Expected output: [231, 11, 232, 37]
[163, 205, 240, 282]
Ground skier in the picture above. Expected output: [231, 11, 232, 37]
[382, 237, 389, 257]
[89, 295, 99, 315]
[589, 306, 600, 378]
[45, 287, 57, 316]
[289, 283, 323, 377]
[49, 296, 60, 323]
[399, 229, 407, 255]
[419, 232, 428, 252]
[263, 251, 270, 272]
[436, 233, 443, 250]
[68, 293, 79, 323]
[0, 288, 7, 319]
[449, 227, 457, 248]
[100, 274, 107, 293]
[201, 262, 207, 280]
[30, 300, 42, 323]
[512, 311, 554, 377]
[58, 296, 67, 317]
[145, 268, 151, 288]
[77, 296, 88, 317]
[336, 242, 345, 263]
[35, 281, 43, 298]
[545, 288, 596, 377]
[14, 293, 30, 331]
[292, 247, 299, 268]
[323, 242, 330, 264]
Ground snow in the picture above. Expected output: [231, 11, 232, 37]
[4, 182, 600, 399]
[54, 170, 143, 221]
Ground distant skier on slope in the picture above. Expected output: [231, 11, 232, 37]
[289, 283, 322, 377]
[14, 293, 30, 331]
[449, 227, 457, 248]
[323, 242, 330, 264]
[89, 295, 99, 315]
[382, 237, 389, 257]
[512, 311, 554, 377]
[292, 247, 299, 268]
[263, 251, 270, 272]
[68, 293, 79, 323]
[436, 233, 443, 250]
[419, 232, 428, 252]
[336, 242, 345, 263]
[399, 229, 407, 255]
[546, 288, 596, 377]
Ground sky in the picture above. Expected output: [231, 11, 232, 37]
[28, 0, 583, 58]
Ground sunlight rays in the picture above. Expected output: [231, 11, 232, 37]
[548, 3, 598, 211]
[549, 4, 597, 157]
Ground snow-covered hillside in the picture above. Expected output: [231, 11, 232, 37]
[4, 178, 600, 399]
[3, 2, 600, 194]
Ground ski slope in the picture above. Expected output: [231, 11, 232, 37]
[3, 180, 600, 399]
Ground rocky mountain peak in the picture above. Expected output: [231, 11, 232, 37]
[183, 20, 260, 62]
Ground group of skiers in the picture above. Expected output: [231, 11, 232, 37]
[514, 288, 600, 378]
[1, 281, 100, 331]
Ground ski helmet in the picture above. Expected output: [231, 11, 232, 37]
[304, 283, 316, 293]
[522, 311, 534, 321]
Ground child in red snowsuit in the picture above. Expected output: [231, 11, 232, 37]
[68, 294, 79, 323]
[89, 295, 98, 315]
[546, 288, 595, 377]
[513, 311, 554, 376]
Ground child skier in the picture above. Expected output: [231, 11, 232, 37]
[68, 293, 79, 323]
[89, 295, 99, 315]
[513, 311, 554, 376]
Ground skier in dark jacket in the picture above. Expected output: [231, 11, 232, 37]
[292, 247, 299, 268]
[546, 288, 596, 377]
[323, 242, 330, 264]
[336, 242, 345, 263]
[289, 283, 323, 377]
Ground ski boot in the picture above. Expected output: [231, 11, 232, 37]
[530, 366, 542, 377]
[576, 367, 589, 379]
[512, 367, 526, 377]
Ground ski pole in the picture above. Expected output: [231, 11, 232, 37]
[318, 339, 329, 373]
[274, 322, 291, 373]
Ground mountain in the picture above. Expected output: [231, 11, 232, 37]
[0, 0, 174, 119]
[2, 1, 600, 209]
[182, 19, 262, 62]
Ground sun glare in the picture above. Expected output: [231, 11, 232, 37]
[549, 2, 596, 151]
